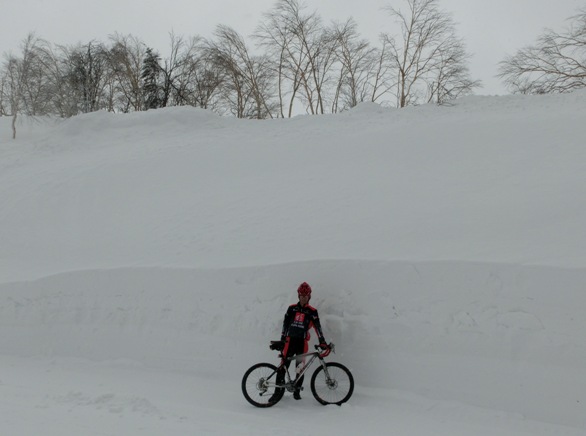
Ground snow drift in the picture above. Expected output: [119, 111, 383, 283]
[0, 91, 585, 434]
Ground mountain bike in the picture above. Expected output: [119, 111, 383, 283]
[241, 341, 354, 407]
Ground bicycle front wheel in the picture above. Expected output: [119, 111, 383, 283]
[310, 362, 354, 405]
[242, 363, 284, 407]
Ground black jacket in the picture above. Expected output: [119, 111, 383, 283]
[281, 303, 326, 343]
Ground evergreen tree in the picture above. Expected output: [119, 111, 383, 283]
[141, 48, 163, 109]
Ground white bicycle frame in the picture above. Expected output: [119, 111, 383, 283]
[277, 343, 335, 390]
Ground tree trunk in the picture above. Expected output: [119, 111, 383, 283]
[12, 112, 17, 139]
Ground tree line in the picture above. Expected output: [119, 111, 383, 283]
[0, 0, 484, 137]
[2, 0, 585, 139]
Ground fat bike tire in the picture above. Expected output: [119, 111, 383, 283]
[310, 362, 354, 405]
[241, 363, 284, 407]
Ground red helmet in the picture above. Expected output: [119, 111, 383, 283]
[297, 282, 312, 298]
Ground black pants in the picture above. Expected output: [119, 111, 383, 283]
[277, 336, 308, 389]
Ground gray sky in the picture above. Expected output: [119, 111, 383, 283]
[1, 0, 584, 95]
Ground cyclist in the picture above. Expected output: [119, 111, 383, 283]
[272, 282, 329, 401]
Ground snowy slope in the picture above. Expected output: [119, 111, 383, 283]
[0, 92, 585, 435]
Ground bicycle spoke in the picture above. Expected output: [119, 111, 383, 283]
[310, 362, 354, 405]
[242, 363, 285, 407]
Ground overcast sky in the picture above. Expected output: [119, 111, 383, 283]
[1, 0, 584, 95]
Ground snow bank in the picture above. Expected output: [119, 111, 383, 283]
[2, 92, 586, 283]
[2, 91, 586, 433]
[1, 261, 584, 427]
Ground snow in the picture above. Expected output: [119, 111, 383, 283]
[1, 91, 586, 435]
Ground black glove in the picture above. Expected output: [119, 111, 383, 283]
[270, 340, 285, 351]
[319, 342, 329, 350]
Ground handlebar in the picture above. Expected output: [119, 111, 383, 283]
[314, 342, 335, 358]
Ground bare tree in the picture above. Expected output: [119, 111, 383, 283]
[163, 33, 200, 107]
[187, 52, 224, 110]
[206, 25, 275, 118]
[254, 0, 337, 116]
[284, 0, 336, 114]
[254, 0, 301, 117]
[40, 43, 78, 118]
[370, 37, 397, 104]
[426, 36, 481, 104]
[168, 36, 225, 109]
[331, 18, 391, 112]
[1, 33, 56, 138]
[158, 32, 185, 108]
[498, 9, 586, 94]
[308, 26, 338, 114]
[0, 73, 7, 116]
[382, 0, 479, 107]
[2, 56, 22, 138]
[61, 41, 110, 113]
[205, 28, 245, 117]
[105, 33, 147, 112]
[141, 33, 214, 109]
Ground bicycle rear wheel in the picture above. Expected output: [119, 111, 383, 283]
[310, 362, 354, 405]
[242, 363, 284, 407]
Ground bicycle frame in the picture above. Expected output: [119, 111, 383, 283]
[274, 344, 334, 392]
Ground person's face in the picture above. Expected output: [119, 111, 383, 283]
[299, 294, 310, 306]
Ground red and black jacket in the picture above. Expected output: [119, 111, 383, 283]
[281, 303, 325, 343]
